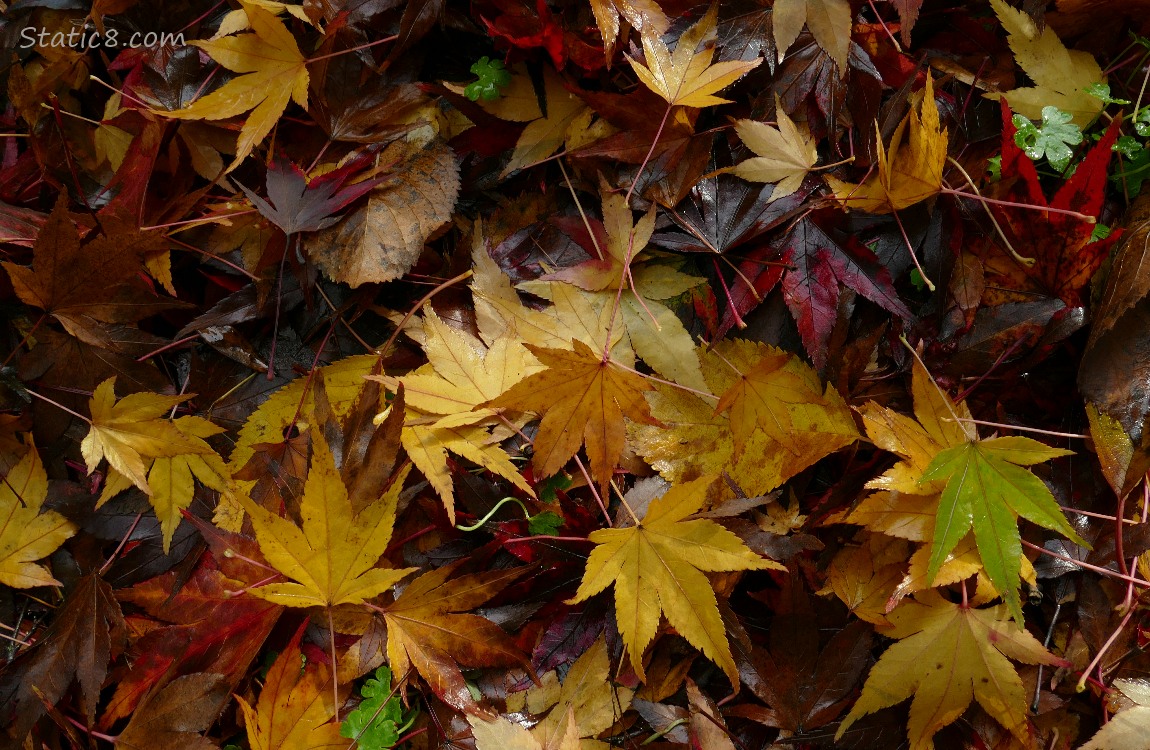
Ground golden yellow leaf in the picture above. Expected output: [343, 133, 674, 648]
[536, 178, 707, 391]
[237, 626, 348, 750]
[145, 416, 231, 554]
[824, 535, 908, 627]
[80, 377, 211, 494]
[713, 349, 827, 453]
[772, 0, 852, 71]
[825, 73, 947, 213]
[733, 104, 819, 200]
[487, 339, 657, 490]
[985, 0, 1104, 126]
[371, 308, 540, 522]
[0, 443, 76, 588]
[236, 433, 416, 608]
[155, 1, 309, 169]
[469, 238, 629, 362]
[627, 4, 761, 108]
[482, 637, 628, 749]
[836, 590, 1063, 749]
[529, 638, 633, 748]
[398, 420, 533, 525]
[568, 475, 782, 687]
[632, 340, 858, 495]
[501, 67, 589, 178]
[376, 308, 542, 429]
[219, 354, 380, 530]
[589, 0, 669, 60]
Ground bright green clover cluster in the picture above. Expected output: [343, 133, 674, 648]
[465, 56, 512, 102]
[340, 667, 415, 749]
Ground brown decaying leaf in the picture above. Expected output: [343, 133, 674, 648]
[0, 574, 126, 743]
[383, 561, 531, 714]
[305, 137, 460, 287]
[115, 673, 229, 750]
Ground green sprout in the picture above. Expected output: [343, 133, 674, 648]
[465, 56, 512, 102]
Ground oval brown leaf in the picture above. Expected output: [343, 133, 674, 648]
[306, 138, 460, 287]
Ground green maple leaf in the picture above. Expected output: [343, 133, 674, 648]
[920, 436, 1088, 622]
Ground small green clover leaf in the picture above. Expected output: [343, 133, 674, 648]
[464, 56, 512, 101]
[1135, 108, 1150, 137]
[1084, 82, 1130, 105]
[1013, 106, 1083, 172]
[340, 667, 413, 750]
[1112, 147, 1150, 194]
[986, 155, 1002, 182]
[527, 510, 564, 536]
[1115, 135, 1144, 160]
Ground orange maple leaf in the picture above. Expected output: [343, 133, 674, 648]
[486, 340, 658, 491]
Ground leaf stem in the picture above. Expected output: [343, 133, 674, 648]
[1075, 602, 1137, 692]
[306, 34, 399, 65]
[167, 236, 261, 280]
[891, 208, 935, 291]
[99, 512, 142, 576]
[23, 387, 92, 425]
[625, 103, 673, 205]
[942, 417, 1087, 440]
[939, 185, 1097, 222]
[1, 313, 46, 369]
[455, 496, 528, 531]
[944, 157, 1034, 267]
[1021, 540, 1150, 589]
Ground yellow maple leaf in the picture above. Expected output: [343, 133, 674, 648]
[470, 638, 624, 750]
[538, 639, 632, 748]
[772, 0, 852, 71]
[627, 4, 761, 108]
[589, 0, 669, 61]
[534, 179, 707, 392]
[80, 377, 213, 494]
[218, 353, 380, 530]
[825, 73, 947, 213]
[156, 1, 309, 169]
[500, 66, 589, 178]
[377, 308, 543, 430]
[713, 349, 830, 453]
[238, 625, 348, 750]
[633, 340, 858, 495]
[98, 415, 231, 554]
[486, 339, 657, 491]
[568, 475, 782, 687]
[0, 443, 76, 588]
[836, 590, 1063, 749]
[985, 0, 1104, 126]
[371, 309, 539, 522]
[732, 103, 819, 200]
[236, 433, 417, 608]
